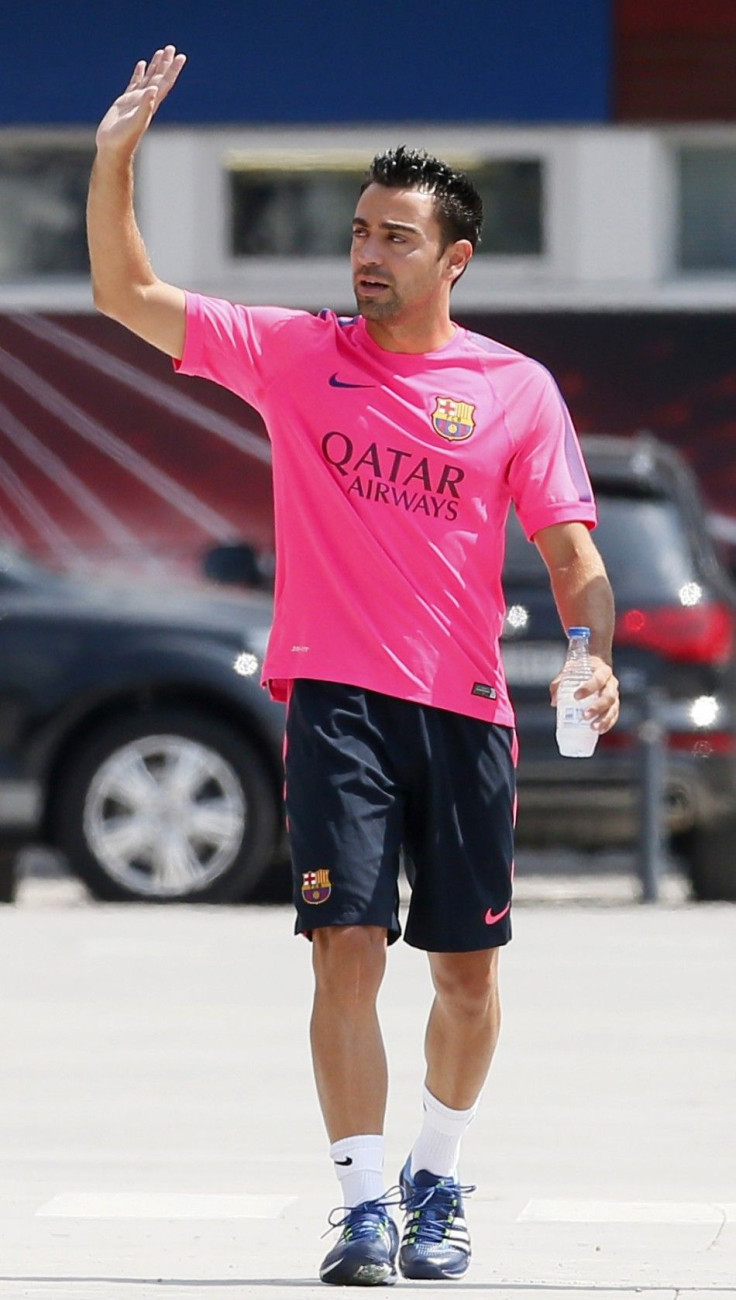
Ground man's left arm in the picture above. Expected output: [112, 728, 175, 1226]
[533, 521, 620, 735]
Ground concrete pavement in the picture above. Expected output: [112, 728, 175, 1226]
[0, 876, 734, 1298]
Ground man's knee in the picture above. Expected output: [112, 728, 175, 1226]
[429, 949, 500, 1019]
[312, 925, 388, 1001]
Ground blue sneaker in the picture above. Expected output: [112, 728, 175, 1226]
[319, 1194, 400, 1286]
[398, 1159, 474, 1280]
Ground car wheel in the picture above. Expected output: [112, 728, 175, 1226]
[674, 815, 736, 902]
[53, 709, 279, 903]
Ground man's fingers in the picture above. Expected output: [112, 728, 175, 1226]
[158, 50, 187, 94]
[574, 682, 608, 702]
[571, 664, 620, 733]
[591, 702, 620, 734]
[123, 49, 166, 96]
[147, 48, 165, 77]
[159, 44, 178, 69]
[126, 60, 146, 91]
[575, 668, 618, 698]
[583, 692, 616, 718]
[582, 674, 619, 730]
[144, 46, 187, 104]
[120, 47, 185, 118]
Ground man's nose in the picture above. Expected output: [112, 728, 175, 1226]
[355, 236, 382, 266]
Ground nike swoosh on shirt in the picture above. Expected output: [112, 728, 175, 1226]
[329, 373, 375, 389]
[484, 903, 511, 925]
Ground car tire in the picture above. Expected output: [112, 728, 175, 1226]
[675, 816, 736, 902]
[52, 708, 279, 903]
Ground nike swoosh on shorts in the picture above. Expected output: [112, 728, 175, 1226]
[485, 903, 511, 925]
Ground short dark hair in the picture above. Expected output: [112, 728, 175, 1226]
[363, 146, 483, 251]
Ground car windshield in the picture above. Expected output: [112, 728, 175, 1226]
[504, 493, 696, 602]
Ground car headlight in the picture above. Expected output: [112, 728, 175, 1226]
[233, 624, 272, 676]
[689, 695, 720, 728]
[233, 651, 260, 677]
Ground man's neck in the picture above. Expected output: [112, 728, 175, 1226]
[363, 316, 456, 355]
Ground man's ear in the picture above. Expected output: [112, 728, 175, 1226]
[446, 239, 473, 284]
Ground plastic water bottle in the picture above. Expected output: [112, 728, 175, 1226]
[556, 626, 598, 758]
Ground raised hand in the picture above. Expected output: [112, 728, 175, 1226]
[95, 46, 187, 157]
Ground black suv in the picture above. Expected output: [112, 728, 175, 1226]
[192, 433, 736, 903]
[0, 555, 285, 903]
[503, 434, 736, 900]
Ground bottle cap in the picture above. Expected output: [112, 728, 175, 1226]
[567, 626, 590, 637]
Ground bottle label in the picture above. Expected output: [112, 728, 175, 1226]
[559, 702, 587, 726]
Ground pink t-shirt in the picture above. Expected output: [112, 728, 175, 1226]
[176, 294, 596, 725]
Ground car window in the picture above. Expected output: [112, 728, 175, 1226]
[504, 493, 696, 602]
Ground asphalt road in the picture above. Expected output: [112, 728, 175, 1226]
[0, 864, 734, 1299]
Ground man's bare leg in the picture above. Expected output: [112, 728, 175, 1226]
[312, 925, 399, 1285]
[311, 925, 389, 1140]
[396, 948, 501, 1281]
[424, 947, 501, 1110]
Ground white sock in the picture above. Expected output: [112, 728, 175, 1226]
[409, 1085, 479, 1180]
[330, 1134, 385, 1208]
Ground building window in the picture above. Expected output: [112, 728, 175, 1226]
[677, 147, 736, 272]
[476, 160, 543, 256]
[0, 144, 94, 280]
[229, 157, 544, 258]
[230, 167, 356, 257]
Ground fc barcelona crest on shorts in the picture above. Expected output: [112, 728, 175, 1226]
[431, 397, 476, 442]
[301, 869, 332, 904]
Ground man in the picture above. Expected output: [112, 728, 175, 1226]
[88, 47, 620, 1287]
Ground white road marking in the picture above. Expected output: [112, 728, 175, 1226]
[36, 1193, 296, 1219]
[518, 1199, 736, 1224]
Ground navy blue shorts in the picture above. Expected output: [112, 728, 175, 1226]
[284, 680, 516, 952]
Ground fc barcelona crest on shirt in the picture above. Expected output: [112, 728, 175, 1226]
[431, 397, 476, 442]
[301, 869, 332, 904]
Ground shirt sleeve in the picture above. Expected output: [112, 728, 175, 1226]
[505, 364, 597, 540]
[174, 291, 309, 408]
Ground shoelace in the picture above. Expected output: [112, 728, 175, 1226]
[324, 1187, 403, 1240]
[402, 1180, 476, 1244]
